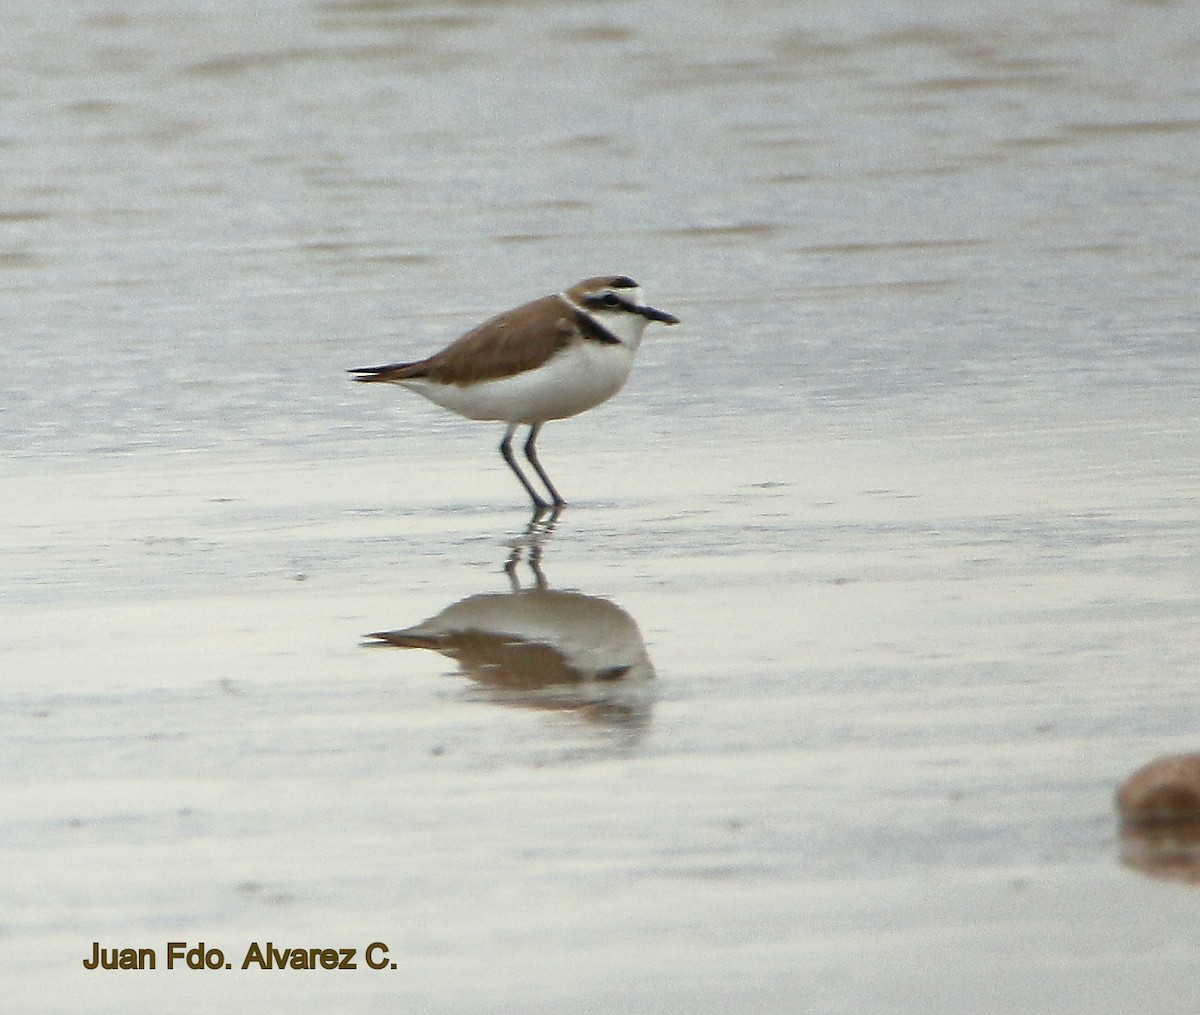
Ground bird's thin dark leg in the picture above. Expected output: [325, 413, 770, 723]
[524, 424, 566, 508]
[500, 424, 550, 513]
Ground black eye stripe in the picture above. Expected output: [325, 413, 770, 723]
[585, 292, 633, 311]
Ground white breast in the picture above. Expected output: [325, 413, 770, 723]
[401, 339, 639, 424]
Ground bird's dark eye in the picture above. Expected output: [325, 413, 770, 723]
[601, 292, 621, 307]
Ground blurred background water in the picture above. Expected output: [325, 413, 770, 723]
[3, 0, 1197, 459]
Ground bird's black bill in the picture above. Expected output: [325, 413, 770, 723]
[635, 304, 680, 325]
[584, 292, 680, 324]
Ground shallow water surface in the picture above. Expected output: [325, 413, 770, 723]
[3, 0, 1200, 1012]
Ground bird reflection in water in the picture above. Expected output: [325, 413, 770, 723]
[365, 516, 655, 732]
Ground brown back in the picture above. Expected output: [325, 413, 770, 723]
[413, 294, 580, 385]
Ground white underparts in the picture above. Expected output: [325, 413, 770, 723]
[398, 337, 640, 424]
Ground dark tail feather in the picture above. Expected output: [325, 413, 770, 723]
[347, 362, 425, 383]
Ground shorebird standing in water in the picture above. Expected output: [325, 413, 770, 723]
[350, 275, 679, 513]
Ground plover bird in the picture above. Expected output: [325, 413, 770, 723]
[350, 275, 679, 513]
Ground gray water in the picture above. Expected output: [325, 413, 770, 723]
[3, 2, 1200, 1012]
[5, 0, 1196, 457]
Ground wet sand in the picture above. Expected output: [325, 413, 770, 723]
[5, 401, 1200, 1011]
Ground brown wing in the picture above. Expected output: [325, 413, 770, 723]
[415, 294, 580, 385]
[348, 294, 583, 385]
